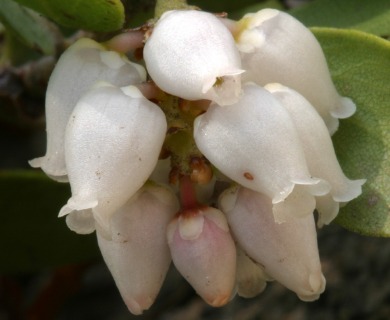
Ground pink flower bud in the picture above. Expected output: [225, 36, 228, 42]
[167, 206, 236, 306]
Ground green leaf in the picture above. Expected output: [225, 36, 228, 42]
[291, 0, 390, 37]
[12, 0, 125, 32]
[0, 171, 100, 273]
[190, 0, 263, 15]
[312, 28, 390, 237]
[229, 0, 284, 20]
[0, 0, 56, 55]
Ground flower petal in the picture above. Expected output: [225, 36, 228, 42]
[236, 9, 355, 134]
[59, 83, 167, 235]
[29, 38, 146, 181]
[65, 210, 96, 234]
[194, 83, 327, 211]
[236, 246, 268, 298]
[97, 184, 178, 315]
[220, 187, 326, 301]
[167, 207, 236, 306]
[144, 10, 243, 105]
[266, 83, 365, 225]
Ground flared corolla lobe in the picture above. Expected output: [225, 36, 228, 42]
[266, 83, 365, 226]
[194, 83, 329, 222]
[144, 10, 243, 106]
[235, 9, 356, 134]
[167, 206, 237, 306]
[65, 210, 95, 234]
[97, 184, 179, 315]
[29, 38, 146, 182]
[220, 187, 326, 301]
[58, 83, 167, 236]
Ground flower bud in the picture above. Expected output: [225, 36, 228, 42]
[167, 206, 236, 306]
[266, 83, 365, 226]
[220, 187, 326, 301]
[97, 184, 179, 315]
[144, 10, 243, 106]
[58, 83, 167, 236]
[236, 246, 269, 298]
[194, 83, 329, 222]
[29, 38, 146, 182]
[236, 9, 356, 134]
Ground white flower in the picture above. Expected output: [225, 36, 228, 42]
[194, 83, 329, 222]
[220, 187, 326, 301]
[33, 6, 366, 313]
[58, 83, 167, 236]
[144, 10, 243, 106]
[97, 184, 179, 315]
[167, 206, 237, 307]
[266, 83, 365, 226]
[235, 9, 356, 134]
[29, 38, 146, 182]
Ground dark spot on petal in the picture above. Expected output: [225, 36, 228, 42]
[244, 172, 254, 180]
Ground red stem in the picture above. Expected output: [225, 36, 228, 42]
[179, 175, 198, 210]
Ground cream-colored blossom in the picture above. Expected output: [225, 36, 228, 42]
[266, 83, 365, 226]
[220, 187, 326, 301]
[97, 184, 178, 315]
[59, 83, 166, 236]
[236, 9, 355, 134]
[194, 83, 329, 222]
[29, 38, 146, 181]
[144, 10, 243, 106]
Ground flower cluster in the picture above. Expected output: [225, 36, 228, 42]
[30, 8, 365, 315]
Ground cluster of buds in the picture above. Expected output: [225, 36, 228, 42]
[30, 8, 365, 315]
